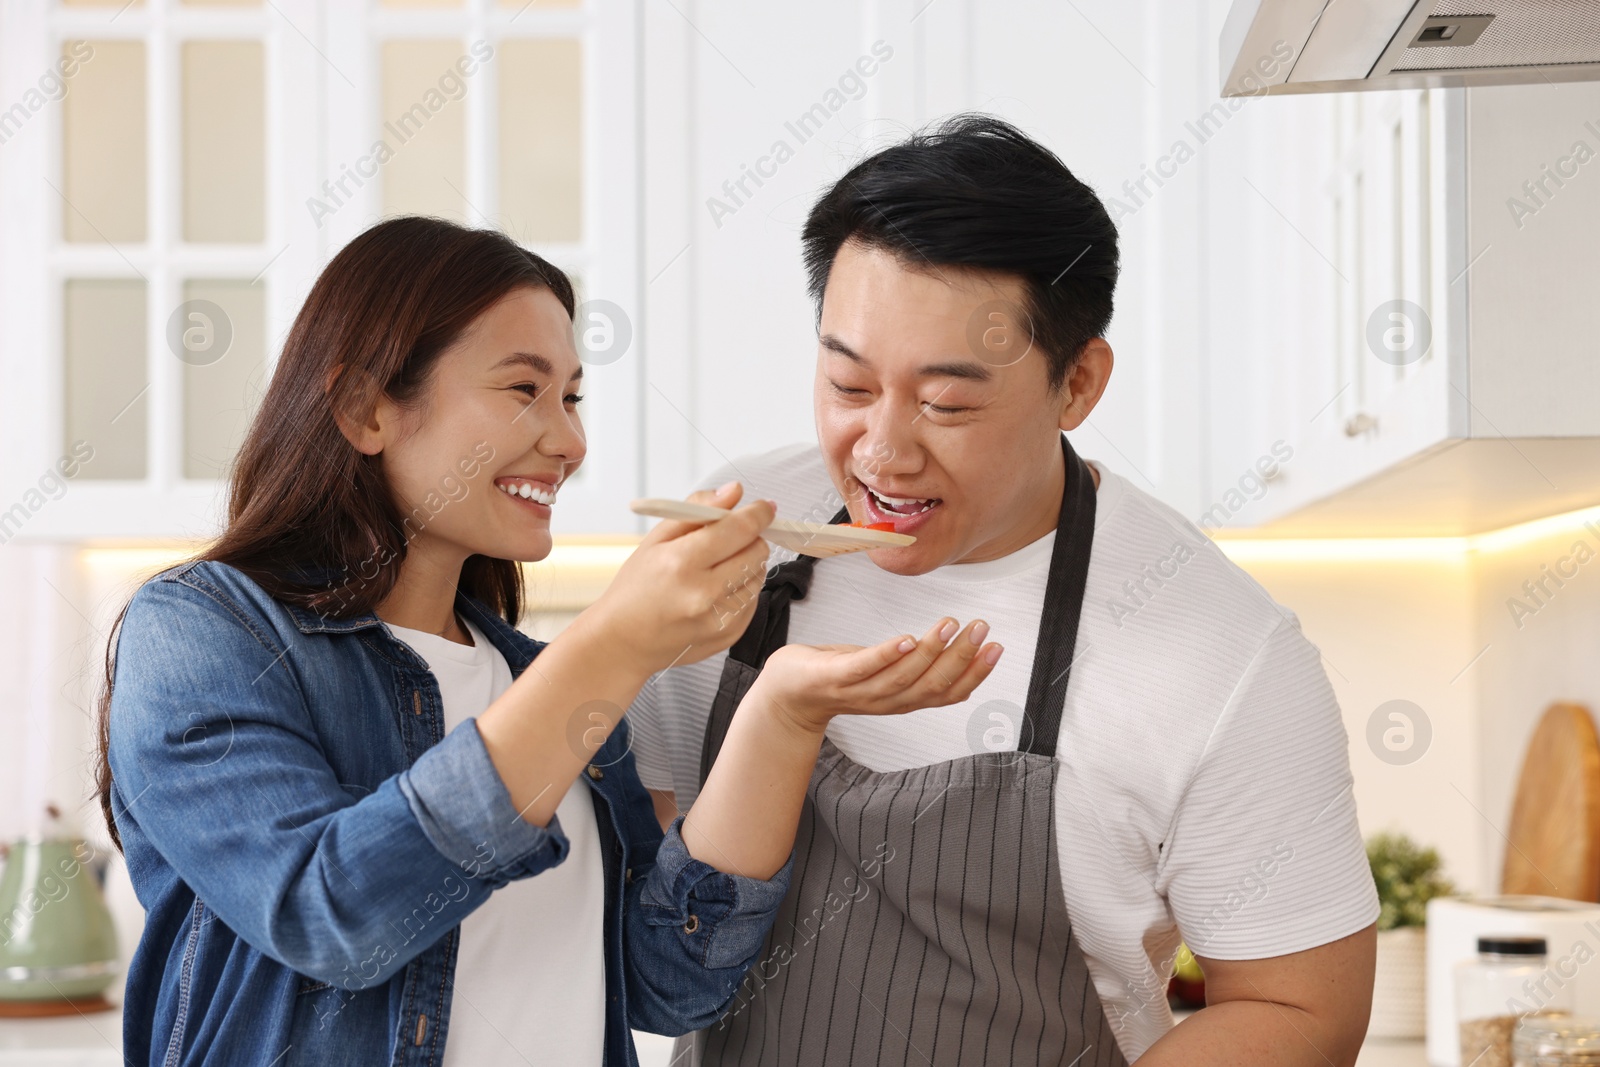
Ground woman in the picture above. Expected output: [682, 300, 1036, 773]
[95, 216, 1003, 1067]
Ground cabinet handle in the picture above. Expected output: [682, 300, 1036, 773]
[1344, 412, 1378, 436]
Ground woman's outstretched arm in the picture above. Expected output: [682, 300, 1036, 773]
[475, 486, 774, 828]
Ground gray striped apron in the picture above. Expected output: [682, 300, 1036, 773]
[678, 435, 1128, 1067]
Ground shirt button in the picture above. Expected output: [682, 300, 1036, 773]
[586, 764, 604, 781]
[683, 914, 699, 934]
[625, 868, 633, 883]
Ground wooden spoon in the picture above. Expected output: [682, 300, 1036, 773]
[630, 498, 916, 558]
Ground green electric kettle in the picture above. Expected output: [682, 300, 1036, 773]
[0, 820, 119, 1016]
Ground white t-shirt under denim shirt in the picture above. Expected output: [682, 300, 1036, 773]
[387, 616, 606, 1066]
[625, 443, 1380, 1062]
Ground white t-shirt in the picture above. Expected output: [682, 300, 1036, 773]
[388, 617, 607, 1067]
[626, 443, 1379, 1062]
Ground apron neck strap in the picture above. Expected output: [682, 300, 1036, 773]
[1018, 434, 1097, 758]
[725, 510, 846, 669]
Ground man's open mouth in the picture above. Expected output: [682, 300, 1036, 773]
[862, 484, 943, 518]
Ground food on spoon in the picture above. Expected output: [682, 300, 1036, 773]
[843, 520, 898, 531]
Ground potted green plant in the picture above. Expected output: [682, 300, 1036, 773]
[1367, 831, 1457, 1039]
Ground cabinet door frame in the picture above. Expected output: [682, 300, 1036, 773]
[1239, 86, 1465, 526]
[1310, 88, 1463, 499]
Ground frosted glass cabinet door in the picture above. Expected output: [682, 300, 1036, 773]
[63, 280, 148, 481]
[61, 40, 146, 244]
[182, 41, 266, 243]
[499, 38, 582, 245]
[179, 280, 266, 480]
[380, 39, 469, 220]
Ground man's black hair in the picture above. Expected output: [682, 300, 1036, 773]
[801, 114, 1119, 388]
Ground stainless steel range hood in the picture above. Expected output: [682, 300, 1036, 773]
[1221, 0, 1600, 97]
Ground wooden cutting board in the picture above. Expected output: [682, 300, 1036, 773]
[1501, 702, 1600, 901]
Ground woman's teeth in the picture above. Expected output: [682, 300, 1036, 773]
[868, 487, 938, 515]
[498, 481, 557, 505]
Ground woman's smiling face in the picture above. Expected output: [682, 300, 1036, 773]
[814, 241, 1109, 575]
[374, 285, 587, 567]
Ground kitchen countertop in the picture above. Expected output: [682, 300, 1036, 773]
[0, 1004, 123, 1066]
[1357, 1038, 1431, 1066]
[1, 1006, 1433, 1066]
[0, 1007, 692, 1067]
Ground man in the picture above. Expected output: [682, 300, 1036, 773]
[629, 114, 1377, 1066]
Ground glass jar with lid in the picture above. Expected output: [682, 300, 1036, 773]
[1513, 1013, 1600, 1066]
[1456, 936, 1574, 1067]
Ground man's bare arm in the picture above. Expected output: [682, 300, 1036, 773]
[1135, 923, 1376, 1066]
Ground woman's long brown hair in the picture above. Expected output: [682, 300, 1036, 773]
[94, 216, 576, 848]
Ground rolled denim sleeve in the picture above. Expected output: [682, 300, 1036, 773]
[625, 815, 794, 1034]
[109, 572, 569, 989]
[398, 718, 570, 886]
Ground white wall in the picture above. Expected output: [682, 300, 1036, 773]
[1240, 551, 1484, 891]
[0, 545, 88, 844]
[0, 544, 176, 847]
[1242, 523, 1600, 898]
[1473, 525, 1600, 894]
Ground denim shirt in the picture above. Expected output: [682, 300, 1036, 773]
[108, 560, 792, 1067]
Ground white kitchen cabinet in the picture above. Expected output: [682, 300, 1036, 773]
[0, 0, 641, 542]
[1203, 79, 1600, 536]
